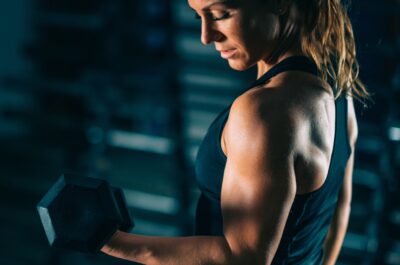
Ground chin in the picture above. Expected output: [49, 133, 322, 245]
[227, 60, 253, 71]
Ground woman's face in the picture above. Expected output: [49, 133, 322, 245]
[188, 0, 282, 71]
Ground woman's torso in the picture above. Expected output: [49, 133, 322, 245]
[194, 56, 352, 264]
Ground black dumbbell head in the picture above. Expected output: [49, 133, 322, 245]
[37, 174, 123, 252]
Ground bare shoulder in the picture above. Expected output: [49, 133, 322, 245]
[225, 72, 334, 148]
[230, 86, 292, 124]
[222, 72, 337, 194]
[224, 83, 302, 158]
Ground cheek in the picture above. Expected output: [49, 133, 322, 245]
[219, 13, 250, 50]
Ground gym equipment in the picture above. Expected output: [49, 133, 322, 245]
[112, 186, 134, 232]
[37, 174, 134, 253]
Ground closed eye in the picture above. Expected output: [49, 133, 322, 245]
[194, 12, 231, 21]
[212, 12, 231, 21]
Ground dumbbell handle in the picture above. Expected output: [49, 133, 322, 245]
[112, 187, 134, 232]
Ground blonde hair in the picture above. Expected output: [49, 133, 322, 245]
[279, 0, 370, 103]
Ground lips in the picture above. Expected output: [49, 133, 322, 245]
[218, 49, 237, 59]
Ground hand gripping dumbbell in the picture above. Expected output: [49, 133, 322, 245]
[37, 174, 134, 253]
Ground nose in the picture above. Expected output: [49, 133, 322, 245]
[200, 20, 222, 45]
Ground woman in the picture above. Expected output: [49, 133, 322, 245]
[101, 0, 369, 264]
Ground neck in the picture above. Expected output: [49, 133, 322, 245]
[256, 48, 304, 79]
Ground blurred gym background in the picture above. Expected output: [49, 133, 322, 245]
[0, 0, 399, 264]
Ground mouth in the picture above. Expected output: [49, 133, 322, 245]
[219, 49, 237, 59]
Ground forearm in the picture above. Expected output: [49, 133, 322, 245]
[101, 231, 234, 265]
[322, 204, 351, 265]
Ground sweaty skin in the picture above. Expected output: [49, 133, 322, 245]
[101, 1, 356, 264]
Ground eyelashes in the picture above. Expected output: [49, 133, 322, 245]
[213, 12, 231, 21]
[194, 12, 231, 21]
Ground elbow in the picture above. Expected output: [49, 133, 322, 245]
[228, 254, 268, 265]
[221, 242, 270, 265]
[218, 241, 249, 265]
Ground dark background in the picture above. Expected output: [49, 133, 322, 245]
[0, 0, 399, 264]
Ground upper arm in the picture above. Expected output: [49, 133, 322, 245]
[220, 93, 297, 264]
[338, 97, 358, 206]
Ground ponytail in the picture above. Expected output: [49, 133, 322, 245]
[296, 0, 369, 103]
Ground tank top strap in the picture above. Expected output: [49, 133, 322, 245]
[247, 56, 319, 90]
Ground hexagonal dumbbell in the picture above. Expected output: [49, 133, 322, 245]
[37, 174, 134, 253]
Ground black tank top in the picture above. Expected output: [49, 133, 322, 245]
[194, 56, 351, 264]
